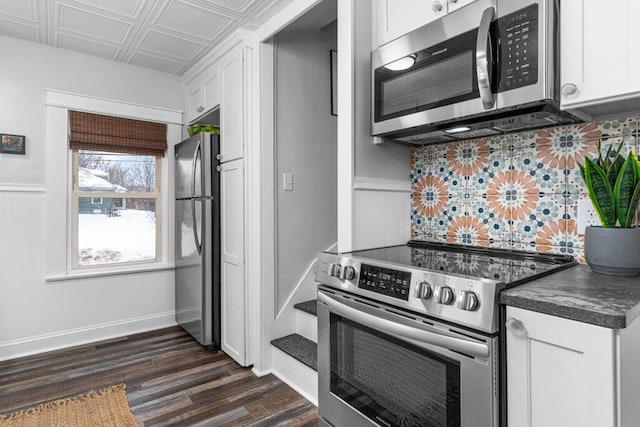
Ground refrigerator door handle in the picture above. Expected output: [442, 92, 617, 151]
[191, 138, 202, 197]
[191, 199, 202, 255]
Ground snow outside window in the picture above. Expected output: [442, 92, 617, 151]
[71, 150, 162, 268]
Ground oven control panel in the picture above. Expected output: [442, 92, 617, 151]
[358, 263, 411, 301]
[315, 251, 502, 334]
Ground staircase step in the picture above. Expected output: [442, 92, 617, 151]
[271, 333, 317, 371]
[293, 299, 317, 317]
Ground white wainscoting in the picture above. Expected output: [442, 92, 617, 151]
[353, 177, 411, 250]
[0, 311, 176, 362]
[0, 188, 175, 362]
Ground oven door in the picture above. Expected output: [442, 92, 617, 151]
[318, 288, 498, 427]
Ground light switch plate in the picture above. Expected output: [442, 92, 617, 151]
[283, 173, 293, 191]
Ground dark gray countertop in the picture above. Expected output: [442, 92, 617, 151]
[500, 264, 640, 329]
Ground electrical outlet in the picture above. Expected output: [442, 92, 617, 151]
[576, 198, 601, 234]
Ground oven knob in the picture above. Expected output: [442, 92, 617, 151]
[340, 266, 356, 280]
[457, 291, 480, 311]
[328, 263, 341, 277]
[415, 281, 432, 299]
[434, 285, 455, 305]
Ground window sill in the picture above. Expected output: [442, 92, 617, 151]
[46, 263, 174, 283]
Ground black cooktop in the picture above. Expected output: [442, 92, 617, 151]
[347, 240, 576, 286]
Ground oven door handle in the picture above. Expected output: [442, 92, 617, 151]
[318, 292, 490, 358]
[476, 6, 496, 110]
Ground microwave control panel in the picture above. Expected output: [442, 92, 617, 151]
[497, 4, 539, 91]
[358, 264, 411, 301]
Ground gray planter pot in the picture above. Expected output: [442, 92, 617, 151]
[584, 226, 640, 276]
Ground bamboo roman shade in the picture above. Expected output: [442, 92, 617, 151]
[69, 111, 167, 157]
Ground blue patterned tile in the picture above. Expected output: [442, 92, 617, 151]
[468, 137, 512, 197]
[432, 195, 467, 242]
[468, 195, 511, 244]
[595, 115, 639, 140]
[510, 193, 566, 246]
[432, 142, 467, 195]
[408, 115, 639, 258]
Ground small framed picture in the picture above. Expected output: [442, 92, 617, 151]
[0, 134, 26, 155]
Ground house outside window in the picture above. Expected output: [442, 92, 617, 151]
[69, 111, 166, 269]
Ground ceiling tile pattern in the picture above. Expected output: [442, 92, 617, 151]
[0, 0, 293, 75]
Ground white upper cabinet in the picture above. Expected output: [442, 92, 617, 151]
[446, 0, 474, 13]
[219, 46, 247, 162]
[375, 0, 476, 46]
[186, 67, 220, 123]
[561, 0, 640, 111]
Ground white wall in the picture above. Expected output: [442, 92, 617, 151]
[337, 0, 411, 252]
[0, 35, 185, 360]
[275, 23, 337, 311]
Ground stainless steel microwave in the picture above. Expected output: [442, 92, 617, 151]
[371, 0, 586, 145]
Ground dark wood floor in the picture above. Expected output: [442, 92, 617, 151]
[0, 326, 319, 426]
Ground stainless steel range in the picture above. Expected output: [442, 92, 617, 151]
[315, 240, 575, 427]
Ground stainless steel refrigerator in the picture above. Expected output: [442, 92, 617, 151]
[174, 132, 220, 349]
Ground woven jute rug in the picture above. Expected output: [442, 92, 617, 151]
[0, 384, 138, 427]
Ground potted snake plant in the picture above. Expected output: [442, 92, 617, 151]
[579, 139, 640, 276]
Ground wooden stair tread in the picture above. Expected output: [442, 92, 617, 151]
[271, 334, 317, 371]
[293, 299, 317, 317]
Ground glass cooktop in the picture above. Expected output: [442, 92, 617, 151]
[347, 240, 576, 285]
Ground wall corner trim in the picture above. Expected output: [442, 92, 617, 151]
[353, 177, 411, 193]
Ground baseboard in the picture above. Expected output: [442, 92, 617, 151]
[0, 311, 176, 362]
[251, 366, 274, 377]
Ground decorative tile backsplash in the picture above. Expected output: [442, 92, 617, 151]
[410, 115, 640, 263]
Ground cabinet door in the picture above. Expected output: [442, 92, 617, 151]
[506, 306, 616, 427]
[561, 0, 640, 109]
[219, 47, 245, 162]
[187, 80, 203, 123]
[376, 0, 446, 46]
[220, 158, 246, 366]
[202, 69, 220, 112]
[446, 0, 476, 13]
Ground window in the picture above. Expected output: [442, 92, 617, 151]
[68, 111, 167, 269]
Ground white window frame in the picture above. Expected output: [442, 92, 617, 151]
[70, 150, 163, 270]
[44, 90, 182, 281]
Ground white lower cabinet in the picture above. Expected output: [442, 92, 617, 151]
[506, 306, 640, 427]
[220, 158, 246, 366]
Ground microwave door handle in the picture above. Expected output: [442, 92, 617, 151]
[318, 292, 490, 358]
[476, 6, 496, 109]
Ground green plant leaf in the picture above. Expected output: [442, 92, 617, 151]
[632, 150, 640, 184]
[614, 154, 638, 228]
[596, 138, 603, 166]
[602, 141, 614, 173]
[623, 180, 640, 228]
[607, 153, 625, 188]
[584, 157, 616, 227]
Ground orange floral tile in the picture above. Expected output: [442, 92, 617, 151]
[446, 216, 489, 245]
[447, 138, 490, 177]
[412, 176, 449, 218]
